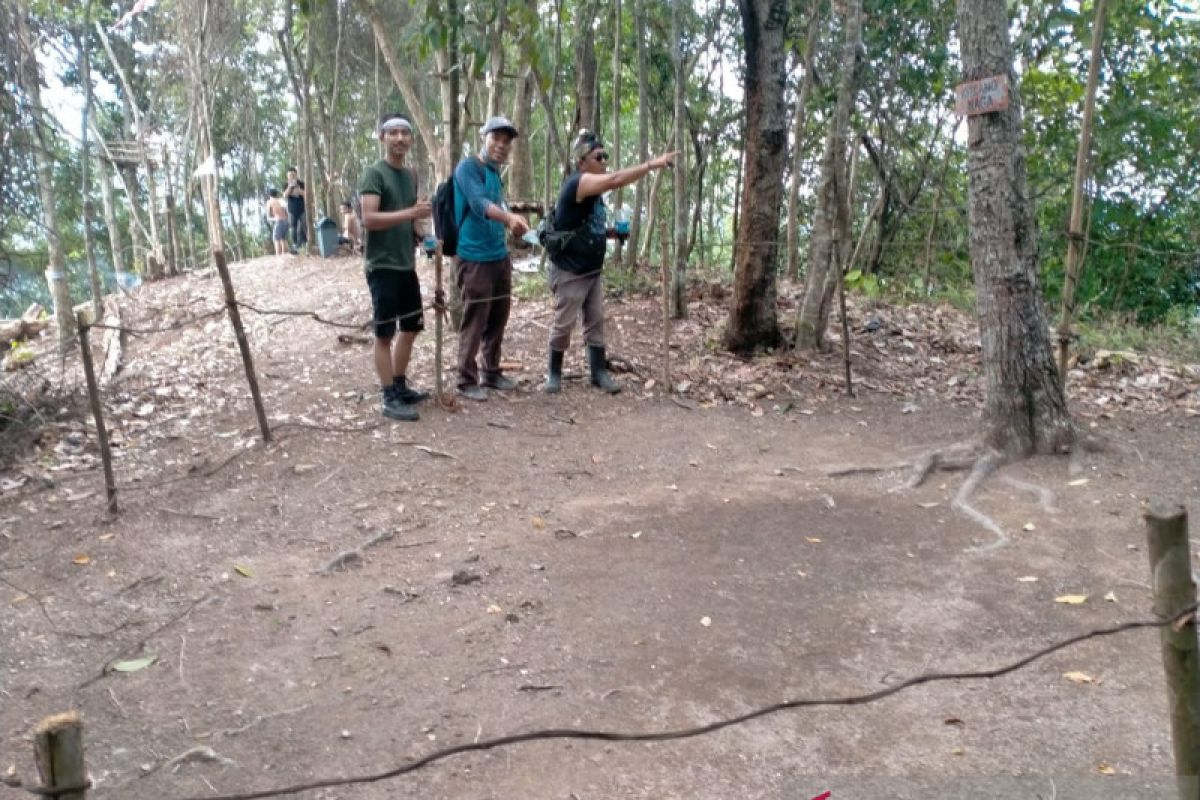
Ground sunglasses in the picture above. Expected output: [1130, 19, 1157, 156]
[592, 151, 609, 163]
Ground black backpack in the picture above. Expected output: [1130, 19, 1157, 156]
[431, 179, 460, 257]
[432, 158, 484, 257]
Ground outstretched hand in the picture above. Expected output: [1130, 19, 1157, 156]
[654, 151, 681, 170]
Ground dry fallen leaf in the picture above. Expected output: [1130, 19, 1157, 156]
[531, 516, 545, 530]
[1097, 762, 1115, 775]
[805, 537, 823, 544]
[1055, 594, 1088, 605]
[234, 564, 254, 578]
[1068, 478, 1089, 486]
[72, 554, 92, 566]
[1063, 671, 1097, 684]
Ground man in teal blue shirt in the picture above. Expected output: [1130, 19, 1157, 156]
[453, 116, 531, 401]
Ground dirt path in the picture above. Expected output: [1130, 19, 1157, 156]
[2, 255, 1198, 799]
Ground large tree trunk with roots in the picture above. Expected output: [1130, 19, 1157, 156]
[957, 0, 1073, 457]
[721, 0, 790, 353]
[794, 0, 860, 351]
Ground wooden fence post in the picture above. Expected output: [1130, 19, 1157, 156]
[212, 248, 272, 443]
[434, 247, 445, 403]
[34, 711, 88, 799]
[1145, 500, 1200, 798]
[76, 309, 117, 513]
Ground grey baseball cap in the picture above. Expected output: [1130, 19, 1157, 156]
[481, 116, 519, 138]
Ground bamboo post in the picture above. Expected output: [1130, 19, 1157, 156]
[1145, 500, 1200, 798]
[76, 309, 117, 513]
[34, 711, 88, 800]
[1056, 0, 1108, 382]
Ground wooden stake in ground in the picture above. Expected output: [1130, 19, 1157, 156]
[76, 310, 117, 513]
[34, 711, 88, 800]
[212, 249, 272, 443]
[434, 247, 445, 403]
[836, 261, 854, 398]
[1145, 500, 1200, 797]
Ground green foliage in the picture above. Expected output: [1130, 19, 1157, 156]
[512, 270, 549, 302]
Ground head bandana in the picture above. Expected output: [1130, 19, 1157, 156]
[380, 117, 413, 135]
[571, 130, 604, 163]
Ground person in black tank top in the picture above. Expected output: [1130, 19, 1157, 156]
[544, 130, 678, 394]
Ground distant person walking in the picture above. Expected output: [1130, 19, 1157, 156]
[284, 166, 307, 251]
[339, 200, 362, 253]
[359, 114, 433, 421]
[453, 115, 531, 402]
[265, 189, 289, 256]
[543, 130, 676, 394]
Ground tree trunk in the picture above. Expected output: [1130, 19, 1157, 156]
[78, 2, 104, 316]
[574, 0, 599, 133]
[95, 21, 164, 277]
[628, 0, 651, 265]
[669, 0, 689, 318]
[98, 159, 127, 280]
[364, 11, 444, 176]
[611, 0, 625, 268]
[511, 69, 536, 199]
[16, 0, 74, 344]
[957, 0, 1073, 457]
[722, 0, 790, 352]
[795, 0, 861, 351]
[785, 3, 821, 281]
[434, 0, 463, 180]
[1056, 0, 1107, 381]
[485, 2, 508, 119]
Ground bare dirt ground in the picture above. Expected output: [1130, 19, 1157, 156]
[2, 253, 1199, 800]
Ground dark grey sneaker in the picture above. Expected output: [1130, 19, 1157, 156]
[482, 374, 518, 391]
[393, 382, 431, 404]
[456, 384, 488, 402]
[381, 386, 419, 420]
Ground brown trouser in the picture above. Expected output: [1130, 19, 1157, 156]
[548, 263, 605, 352]
[455, 257, 513, 388]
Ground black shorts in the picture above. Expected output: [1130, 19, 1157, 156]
[366, 268, 424, 339]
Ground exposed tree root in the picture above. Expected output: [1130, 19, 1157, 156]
[1000, 475, 1057, 514]
[827, 439, 1073, 553]
[955, 449, 1006, 552]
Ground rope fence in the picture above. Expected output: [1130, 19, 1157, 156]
[6, 579, 1198, 798]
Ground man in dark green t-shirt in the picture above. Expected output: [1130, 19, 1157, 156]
[360, 113, 433, 421]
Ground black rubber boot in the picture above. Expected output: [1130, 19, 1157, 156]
[587, 345, 620, 394]
[544, 349, 565, 394]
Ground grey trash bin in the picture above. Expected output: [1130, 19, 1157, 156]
[315, 216, 339, 258]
